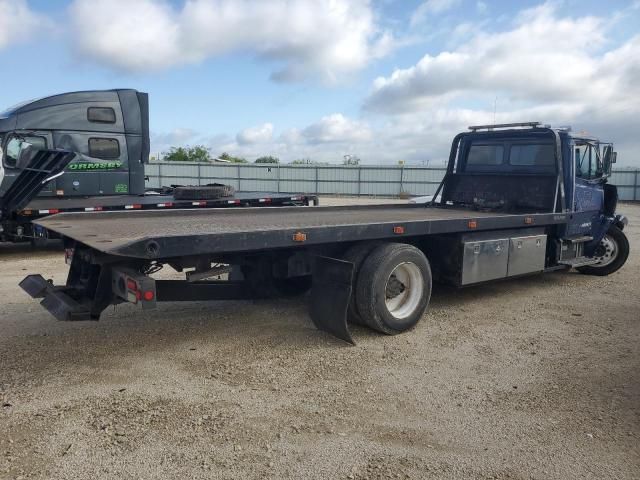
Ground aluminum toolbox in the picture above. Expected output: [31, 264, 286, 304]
[508, 235, 547, 276]
[461, 238, 509, 285]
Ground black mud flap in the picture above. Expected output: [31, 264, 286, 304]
[309, 256, 355, 344]
[19, 274, 93, 322]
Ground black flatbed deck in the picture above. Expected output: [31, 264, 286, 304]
[36, 204, 568, 260]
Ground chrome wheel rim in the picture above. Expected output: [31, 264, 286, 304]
[593, 234, 618, 267]
[385, 262, 423, 319]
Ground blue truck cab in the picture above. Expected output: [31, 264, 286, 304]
[438, 122, 629, 275]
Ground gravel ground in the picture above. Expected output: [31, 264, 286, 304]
[0, 199, 638, 480]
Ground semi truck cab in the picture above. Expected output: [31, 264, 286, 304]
[0, 89, 319, 244]
[0, 89, 148, 198]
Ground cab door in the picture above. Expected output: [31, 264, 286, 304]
[52, 132, 128, 196]
[569, 141, 605, 236]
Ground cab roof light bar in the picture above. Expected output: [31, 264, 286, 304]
[468, 121, 544, 131]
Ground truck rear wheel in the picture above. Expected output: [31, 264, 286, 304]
[355, 243, 432, 335]
[577, 225, 629, 276]
[341, 242, 380, 325]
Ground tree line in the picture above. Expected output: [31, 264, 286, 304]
[158, 145, 360, 165]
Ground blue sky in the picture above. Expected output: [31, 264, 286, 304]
[1, 0, 639, 165]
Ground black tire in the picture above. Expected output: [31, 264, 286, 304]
[355, 243, 432, 335]
[341, 242, 380, 325]
[577, 225, 629, 276]
[173, 184, 235, 200]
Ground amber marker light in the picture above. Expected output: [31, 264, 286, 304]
[468, 220, 477, 229]
[292, 232, 307, 242]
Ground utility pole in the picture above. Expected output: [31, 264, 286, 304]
[493, 96, 498, 123]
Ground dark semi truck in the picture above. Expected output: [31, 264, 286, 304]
[0, 89, 317, 244]
[20, 122, 629, 343]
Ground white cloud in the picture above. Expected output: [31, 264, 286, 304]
[150, 3, 640, 167]
[153, 113, 375, 162]
[410, 0, 461, 26]
[153, 99, 639, 166]
[301, 114, 372, 144]
[68, 0, 392, 83]
[360, 3, 640, 165]
[366, 3, 618, 113]
[151, 128, 199, 147]
[68, 0, 185, 71]
[226, 114, 372, 161]
[0, 0, 48, 49]
[236, 123, 274, 145]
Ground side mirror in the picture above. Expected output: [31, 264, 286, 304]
[602, 145, 614, 175]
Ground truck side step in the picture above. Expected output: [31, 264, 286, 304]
[557, 257, 600, 268]
[19, 274, 93, 322]
[564, 235, 594, 243]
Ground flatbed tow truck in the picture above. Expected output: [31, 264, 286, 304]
[20, 122, 630, 343]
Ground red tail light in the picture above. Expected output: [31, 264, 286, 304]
[126, 278, 138, 291]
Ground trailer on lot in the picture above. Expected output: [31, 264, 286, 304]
[0, 89, 317, 244]
[20, 123, 630, 343]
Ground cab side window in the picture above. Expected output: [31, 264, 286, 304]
[466, 144, 504, 166]
[88, 138, 120, 159]
[3, 135, 47, 168]
[87, 107, 116, 124]
[509, 144, 555, 166]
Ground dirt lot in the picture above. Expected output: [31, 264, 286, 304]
[0, 199, 638, 480]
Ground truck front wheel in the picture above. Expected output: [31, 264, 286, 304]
[577, 225, 629, 276]
[355, 243, 432, 335]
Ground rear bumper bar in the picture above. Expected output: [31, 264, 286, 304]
[20, 253, 356, 344]
[19, 274, 94, 321]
